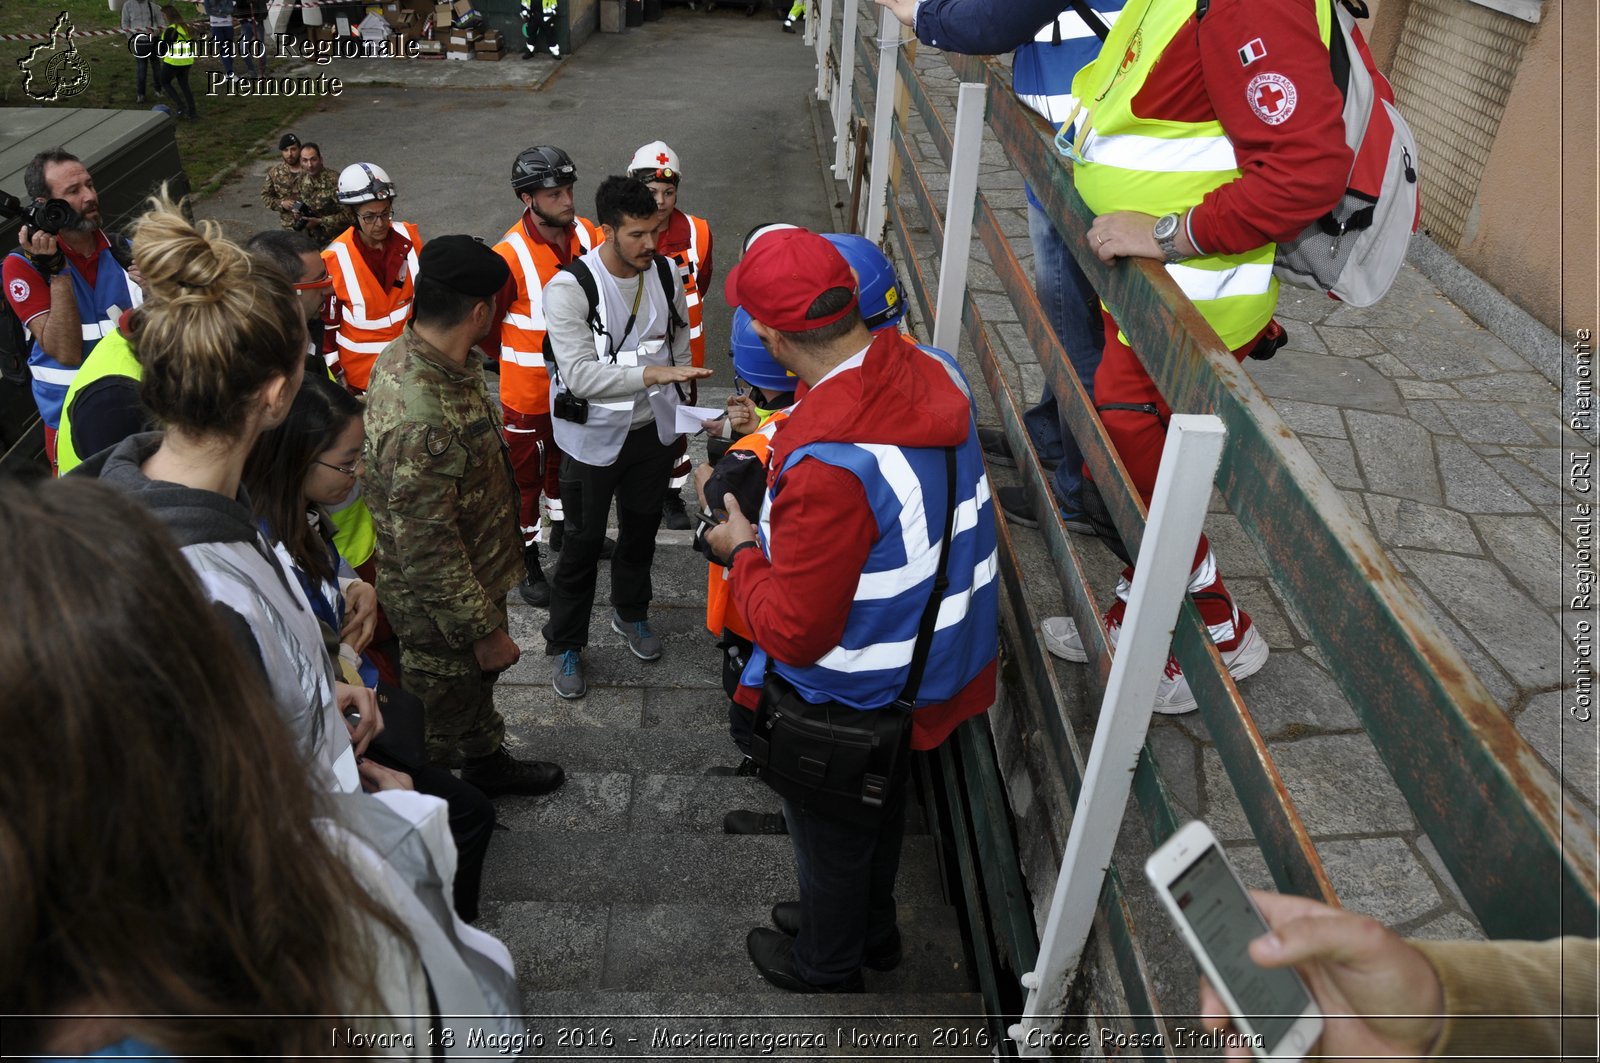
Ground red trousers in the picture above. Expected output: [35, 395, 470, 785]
[503, 405, 563, 548]
[1090, 308, 1261, 649]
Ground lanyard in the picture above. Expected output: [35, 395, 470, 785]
[614, 269, 646, 359]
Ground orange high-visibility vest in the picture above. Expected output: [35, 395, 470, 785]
[492, 215, 603, 415]
[323, 221, 422, 391]
[704, 409, 789, 641]
[664, 212, 712, 368]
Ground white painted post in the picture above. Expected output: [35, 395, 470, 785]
[863, 8, 901, 243]
[814, 0, 833, 101]
[804, 0, 816, 46]
[1009, 415, 1229, 1056]
[832, 0, 861, 178]
[932, 82, 986, 356]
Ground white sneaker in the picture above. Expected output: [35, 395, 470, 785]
[1039, 615, 1268, 715]
[1040, 615, 1120, 662]
[1153, 625, 1270, 715]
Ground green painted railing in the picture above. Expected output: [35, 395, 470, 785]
[823, 0, 1598, 1043]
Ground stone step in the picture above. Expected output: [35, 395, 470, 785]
[481, 831, 947, 907]
[476, 901, 976, 996]
[490, 771, 932, 836]
[496, 990, 992, 1059]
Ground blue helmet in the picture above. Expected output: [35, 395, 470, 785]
[823, 233, 907, 332]
[730, 307, 799, 394]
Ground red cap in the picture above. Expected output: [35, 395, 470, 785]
[723, 228, 858, 333]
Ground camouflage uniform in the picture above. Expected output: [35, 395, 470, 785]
[298, 168, 350, 245]
[260, 160, 305, 229]
[362, 326, 523, 766]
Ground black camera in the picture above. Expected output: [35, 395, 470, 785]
[0, 191, 79, 237]
[552, 391, 589, 425]
[290, 199, 322, 232]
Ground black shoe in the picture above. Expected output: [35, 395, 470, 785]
[662, 494, 691, 531]
[996, 484, 1096, 535]
[461, 747, 565, 797]
[746, 927, 864, 993]
[518, 575, 550, 607]
[782, 15, 799, 32]
[978, 427, 1017, 468]
[769, 903, 903, 970]
[522, 48, 537, 59]
[724, 809, 788, 834]
[705, 758, 760, 777]
[996, 483, 1040, 528]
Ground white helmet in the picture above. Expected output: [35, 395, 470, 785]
[336, 162, 397, 205]
[627, 141, 682, 184]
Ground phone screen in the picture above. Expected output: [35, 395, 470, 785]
[1170, 846, 1313, 1050]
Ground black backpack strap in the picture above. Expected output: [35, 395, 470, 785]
[1067, 0, 1111, 41]
[893, 446, 959, 711]
[653, 254, 686, 339]
[543, 257, 608, 372]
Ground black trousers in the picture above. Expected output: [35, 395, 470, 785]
[543, 422, 675, 653]
[782, 781, 908, 984]
[365, 751, 495, 924]
[162, 65, 195, 117]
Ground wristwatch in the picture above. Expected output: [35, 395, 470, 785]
[1153, 212, 1185, 264]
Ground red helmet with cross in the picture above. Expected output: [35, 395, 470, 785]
[627, 141, 681, 186]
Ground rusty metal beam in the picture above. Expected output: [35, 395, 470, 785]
[875, 34, 1336, 904]
[936, 48, 1598, 937]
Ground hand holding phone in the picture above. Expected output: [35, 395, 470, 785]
[1145, 821, 1322, 1061]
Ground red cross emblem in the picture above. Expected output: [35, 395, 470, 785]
[1246, 71, 1297, 126]
[656, 152, 670, 165]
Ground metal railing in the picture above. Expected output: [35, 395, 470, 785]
[813, 0, 1598, 1048]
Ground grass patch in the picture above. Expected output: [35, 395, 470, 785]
[1, 2, 319, 195]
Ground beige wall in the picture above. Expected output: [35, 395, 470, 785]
[1367, 0, 1591, 335]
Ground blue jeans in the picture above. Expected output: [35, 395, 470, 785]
[236, 19, 265, 76]
[1024, 197, 1105, 516]
[782, 784, 906, 985]
[210, 24, 235, 77]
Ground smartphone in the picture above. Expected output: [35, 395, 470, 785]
[695, 507, 723, 530]
[1145, 821, 1322, 1061]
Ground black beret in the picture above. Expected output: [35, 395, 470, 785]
[278, 133, 300, 150]
[418, 235, 511, 298]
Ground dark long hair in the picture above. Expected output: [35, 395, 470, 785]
[244, 373, 363, 584]
[0, 478, 407, 1057]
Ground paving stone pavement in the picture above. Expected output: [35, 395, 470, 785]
[874, 17, 1596, 1031]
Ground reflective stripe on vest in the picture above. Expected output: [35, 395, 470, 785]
[165, 26, 195, 65]
[666, 213, 711, 367]
[57, 325, 143, 474]
[324, 221, 420, 390]
[23, 243, 140, 429]
[703, 411, 789, 641]
[494, 216, 601, 415]
[1068, 0, 1329, 348]
[751, 434, 1000, 710]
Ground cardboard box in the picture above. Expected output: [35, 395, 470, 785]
[445, 48, 473, 60]
[452, 0, 475, 15]
[479, 28, 501, 44]
[416, 37, 444, 53]
[475, 48, 503, 61]
[434, 3, 452, 29]
[446, 30, 478, 46]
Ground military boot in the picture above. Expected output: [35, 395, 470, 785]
[518, 542, 550, 607]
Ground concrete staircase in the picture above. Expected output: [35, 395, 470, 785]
[474, 541, 992, 1055]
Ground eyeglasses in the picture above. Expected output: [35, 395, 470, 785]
[355, 209, 393, 226]
[294, 273, 333, 291]
[314, 457, 364, 477]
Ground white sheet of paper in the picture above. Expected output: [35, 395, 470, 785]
[675, 404, 727, 433]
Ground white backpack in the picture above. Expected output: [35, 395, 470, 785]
[1201, 0, 1422, 306]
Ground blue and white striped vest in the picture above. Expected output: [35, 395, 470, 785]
[750, 430, 999, 712]
[1016, 0, 1127, 210]
[20, 243, 140, 428]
